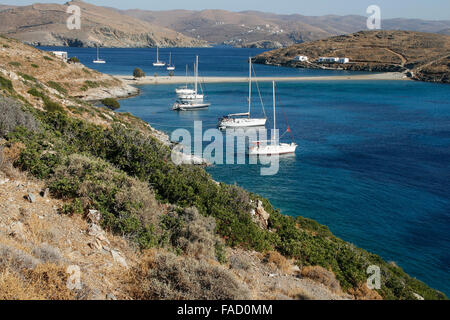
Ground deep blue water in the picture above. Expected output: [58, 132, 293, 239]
[37, 46, 369, 77]
[39, 47, 450, 295]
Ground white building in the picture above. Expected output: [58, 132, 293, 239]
[51, 51, 68, 62]
[318, 57, 339, 63]
[338, 57, 350, 64]
[294, 55, 309, 62]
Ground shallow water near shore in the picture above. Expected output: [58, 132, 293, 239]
[40, 46, 450, 295]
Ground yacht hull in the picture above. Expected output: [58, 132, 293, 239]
[249, 143, 298, 155]
[219, 118, 267, 129]
[172, 102, 211, 111]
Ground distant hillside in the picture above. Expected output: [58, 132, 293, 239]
[123, 9, 450, 47]
[0, 5, 16, 11]
[0, 0, 206, 47]
[1, 2, 449, 48]
[254, 30, 450, 84]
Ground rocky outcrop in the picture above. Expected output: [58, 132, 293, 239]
[79, 83, 139, 101]
[250, 200, 270, 229]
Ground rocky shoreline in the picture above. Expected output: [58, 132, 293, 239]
[79, 82, 140, 102]
[253, 30, 450, 84]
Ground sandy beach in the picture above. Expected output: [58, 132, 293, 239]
[115, 72, 407, 85]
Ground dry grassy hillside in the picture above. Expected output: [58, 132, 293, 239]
[254, 30, 450, 83]
[0, 0, 206, 48]
[0, 36, 360, 300]
[0, 35, 140, 119]
[124, 9, 450, 48]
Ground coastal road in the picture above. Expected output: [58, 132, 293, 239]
[114, 72, 407, 85]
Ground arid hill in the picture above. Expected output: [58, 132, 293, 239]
[254, 30, 450, 83]
[1, 2, 449, 48]
[0, 0, 206, 47]
[123, 9, 450, 47]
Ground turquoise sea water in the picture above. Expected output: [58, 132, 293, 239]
[39, 47, 450, 295]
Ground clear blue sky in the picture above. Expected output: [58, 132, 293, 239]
[2, 0, 450, 20]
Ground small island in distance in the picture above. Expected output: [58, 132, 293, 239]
[254, 30, 450, 84]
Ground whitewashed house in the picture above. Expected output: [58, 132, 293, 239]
[338, 57, 350, 64]
[318, 57, 339, 63]
[294, 55, 309, 62]
[51, 51, 68, 62]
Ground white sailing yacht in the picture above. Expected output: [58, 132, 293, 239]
[93, 46, 106, 64]
[175, 56, 204, 102]
[249, 81, 297, 155]
[218, 58, 266, 129]
[172, 56, 210, 110]
[167, 52, 175, 71]
[175, 65, 195, 96]
[153, 47, 165, 67]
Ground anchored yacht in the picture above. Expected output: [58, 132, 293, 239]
[153, 47, 166, 67]
[249, 82, 297, 155]
[218, 58, 266, 129]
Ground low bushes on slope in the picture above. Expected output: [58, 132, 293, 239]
[127, 250, 250, 300]
[2, 96, 446, 300]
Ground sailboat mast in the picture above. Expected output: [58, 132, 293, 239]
[194, 56, 198, 95]
[169, 52, 171, 65]
[97, 46, 99, 60]
[248, 57, 252, 118]
[273, 81, 276, 142]
[156, 47, 159, 62]
[185, 64, 188, 89]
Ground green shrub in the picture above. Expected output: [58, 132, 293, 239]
[68, 57, 80, 63]
[31, 64, 39, 69]
[47, 81, 68, 95]
[80, 80, 100, 91]
[0, 76, 14, 93]
[127, 251, 250, 300]
[44, 100, 65, 114]
[27, 88, 47, 100]
[49, 154, 162, 246]
[133, 68, 145, 78]
[43, 56, 53, 61]
[18, 72, 37, 82]
[8, 61, 21, 67]
[0, 96, 40, 137]
[101, 98, 120, 110]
